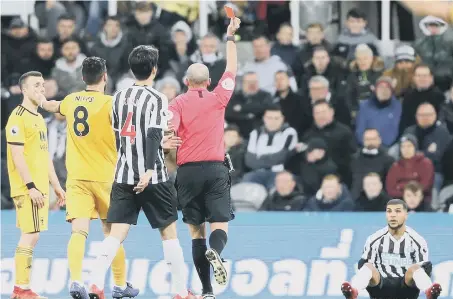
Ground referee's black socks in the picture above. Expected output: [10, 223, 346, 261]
[192, 239, 213, 293]
[209, 229, 228, 256]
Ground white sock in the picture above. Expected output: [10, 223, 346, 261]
[92, 236, 121, 290]
[162, 239, 188, 297]
[413, 268, 432, 291]
[351, 265, 373, 291]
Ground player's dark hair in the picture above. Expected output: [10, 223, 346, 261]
[387, 199, 408, 211]
[347, 8, 367, 20]
[18, 71, 43, 90]
[58, 13, 76, 22]
[128, 45, 159, 81]
[312, 99, 333, 109]
[414, 63, 432, 75]
[82, 57, 107, 85]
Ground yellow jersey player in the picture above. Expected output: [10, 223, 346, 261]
[400, 0, 453, 24]
[40, 57, 138, 299]
[6, 71, 66, 299]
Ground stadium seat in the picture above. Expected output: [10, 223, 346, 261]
[438, 184, 453, 212]
[230, 182, 268, 211]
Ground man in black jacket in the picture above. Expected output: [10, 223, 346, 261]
[350, 128, 394, 199]
[303, 100, 357, 187]
[355, 173, 391, 211]
[260, 171, 307, 211]
[399, 64, 446, 134]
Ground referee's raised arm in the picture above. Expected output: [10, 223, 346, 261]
[224, 18, 239, 76]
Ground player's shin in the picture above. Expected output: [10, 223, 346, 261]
[350, 264, 373, 291]
[163, 238, 188, 297]
[92, 236, 121, 290]
[111, 245, 127, 289]
[67, 230, 88, 283]
[209, 229, 228, 255]
[192, 239, 213, 294]
[14, 245, 34, 288]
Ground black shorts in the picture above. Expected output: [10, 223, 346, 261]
[367, 276, 420, 299]
[176, 161, 235, 225]
[107, 181, 178, 228]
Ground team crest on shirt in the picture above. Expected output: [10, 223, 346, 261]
[221, 78, 235, 90]
[10, 126, 19, 136]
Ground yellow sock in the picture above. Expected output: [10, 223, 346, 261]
[15, 246, 33, 287]
[111, 245, 126, 287]
[67, 230, 88, 282]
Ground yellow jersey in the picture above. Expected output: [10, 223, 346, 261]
[59, 90, 116, 182]
[6, 105, 49, 197]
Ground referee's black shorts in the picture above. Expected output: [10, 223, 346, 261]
[176, 161, 235, 225]
[107, 181, 178, 228]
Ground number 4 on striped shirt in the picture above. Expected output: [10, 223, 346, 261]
[120, 112, 136, 144]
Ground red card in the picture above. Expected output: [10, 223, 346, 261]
[224, 5, 235, 18]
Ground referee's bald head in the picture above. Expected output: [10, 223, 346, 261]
[186, 63, 210, 87]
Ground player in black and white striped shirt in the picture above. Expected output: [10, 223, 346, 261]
[341, 199, 442, 299]
[89, 45, 195, 299]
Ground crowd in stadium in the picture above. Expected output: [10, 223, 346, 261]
[1, 0, 453, 213]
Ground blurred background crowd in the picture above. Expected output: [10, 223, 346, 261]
[1, 0, 453, 214]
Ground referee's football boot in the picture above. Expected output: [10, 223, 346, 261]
[205, 248, 227, 286]
[340, 282, 358, 299]
[425, 283, 442, 299]
[112, 282, 139, 298]
[70, 282, 89, 299]
[201, 292, 215, 299]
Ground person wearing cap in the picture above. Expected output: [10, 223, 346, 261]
[383, 45, 420, 99]
[385, 134, 434, 203]
[355, 76, 402, 147]
[414, 16, 453, 91]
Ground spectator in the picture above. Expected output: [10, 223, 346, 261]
[386, 134, 434, 201]
[224, 125, 247, 185]
[226, 72, 272, 138]
[355, 76, 402, 147]
[155, 77, 181, 102]
[1, 18, 38, 87]
[414, 16, 453, 92]
[260, 171, 306, 211]
[298, 137, 338, 197]
[300, 46, 347, 96]
[346, 44, 384, 116]
[51, 38, 86, 97]
[404, 103, 452, 193]
[399, 64, 446, 134]
[292, 23, 332, 80]
[243, 105, 298, 190]
[168, 21, 197, 83]
[382, 45, 420, 99]
[441, 139, 453, 186]
[271, 23, 299, 67]
[403, 181, 433, 212]
[53, 14, 88, 57]
[304, 174, 354, 211]
[126, 1, 172, 78]
[273, 71, 305, 138]
[439, 83, 453, 134]
[303, 76, 351, 130]
[90, 16, 131, 86]
[355, 173, 391, 212]
[189, 34, 227, 90]
[242, 35, 295, 94]
[30, 38, 56, 78]
[34, 0, 67, 39]
[350, 128, 395, 199]
[332, 9, 379, 63]
[303, 100, 357, 186]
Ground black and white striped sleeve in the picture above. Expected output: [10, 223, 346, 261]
[411, 234, 429, 264]
[112, 90, 121, 131]
[146, 89, 169, 130]
[360, 236, 373, 262]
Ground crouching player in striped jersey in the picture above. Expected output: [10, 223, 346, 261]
[341, 199, 442, 299]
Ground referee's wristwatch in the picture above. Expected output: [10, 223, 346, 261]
[226, 35, 235, 43]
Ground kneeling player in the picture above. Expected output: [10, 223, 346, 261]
[341, 199, 442, 299]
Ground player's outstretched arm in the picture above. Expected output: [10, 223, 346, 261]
[400, 0, 452, 23]
[48, 159, 65, 206]
[10, 144, 45, 208]
[38, 93, 61, 113]
[225, 17, 241, 76]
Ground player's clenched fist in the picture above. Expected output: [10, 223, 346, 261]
[29, 188, 45, 208]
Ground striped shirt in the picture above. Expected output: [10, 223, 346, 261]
[112, 85, 170, 185]
[361, 226, 429, 278]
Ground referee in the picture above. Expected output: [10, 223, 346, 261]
[169, 17, 241, 299]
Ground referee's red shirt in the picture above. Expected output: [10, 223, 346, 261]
[169, 71, 236, 166]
